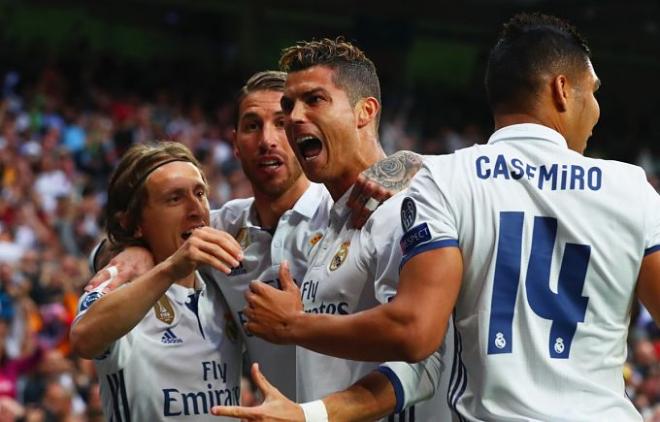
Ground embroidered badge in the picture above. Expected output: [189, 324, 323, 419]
[309, 233, 323, 247]
[329, 242, 350, 271]
[401, 197, 417, 232]
[235, 228, 250, 249]
[154, 295, 175, 324]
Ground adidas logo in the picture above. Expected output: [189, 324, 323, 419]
[161, 328, 183, 344]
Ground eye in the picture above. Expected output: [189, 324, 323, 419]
[167, 194, 181, 204]
[195, 188, 207, 198]
[307, 95, 323, 105]
[281, 97, 293, 114]
[241, 120, 260, 132]
[274, 117, 286, 129]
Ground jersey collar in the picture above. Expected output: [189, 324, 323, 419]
[168, 271, 206, 305]
[291, 182, 327, 220]
[487, 123, 568, 149]
[329, 186, 353, 228]
[242, 182, 327, 229]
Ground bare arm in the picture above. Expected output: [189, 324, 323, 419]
[637, 251, 660, 324]
[71, 227, 242, 358]
[245, 247, 462, 362]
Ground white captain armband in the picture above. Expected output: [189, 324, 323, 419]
[376, 348, 444, 413]
[300, 400, 328, 422]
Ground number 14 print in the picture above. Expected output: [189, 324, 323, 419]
[487, 212, 590, 359]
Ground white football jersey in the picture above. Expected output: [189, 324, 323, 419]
[297, 188, 453, 421]
[74, 273, 242, 421]
[401, 123, 660, 421]
[204, 182, 332, 400]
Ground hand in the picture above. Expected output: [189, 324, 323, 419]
[243, 261, 303, 344]
[348, 150, 423, 229]
[211, 363, 304, 421]
[163, 227, 243, 280]
[348, 173, 393, 229]
[85, 246, 155, 292]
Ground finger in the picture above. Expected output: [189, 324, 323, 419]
[184, 246, 236, 275]
[346, 174, 368, 210]
[188, 237, 241, 269]
[277, 261, 298, 293]
[210, 405, 257, 418]
[194, 227, 244, 260]
[250, 363, 275, 396]
[84, 271, 109, 292]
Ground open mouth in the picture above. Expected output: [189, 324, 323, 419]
[181, 224, 205, 240]
[296, 136, 323, 160]
[258, 158, 283, 169]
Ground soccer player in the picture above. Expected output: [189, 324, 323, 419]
[234, 38, 452, 421]
[83, 71, 332, 402]
[84, 71, 411, 404]
[70, 142, 245, 421]
[223, 13, 660, 421]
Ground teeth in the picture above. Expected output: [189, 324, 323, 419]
[262, 160, 280, 166]
[296, 135, 316, 144]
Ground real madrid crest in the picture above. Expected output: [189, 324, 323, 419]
[329, 242, 350, 271]
[235, 228, 250, 249]
[154, 295, 175, 324]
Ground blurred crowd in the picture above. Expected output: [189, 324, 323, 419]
[0, 64, 658, 421]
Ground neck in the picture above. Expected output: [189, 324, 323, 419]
[326, 138, 386, 201]
[175, 272, 196, 288]
[252, 177, 310, 229]
[493, 112, 547, 131]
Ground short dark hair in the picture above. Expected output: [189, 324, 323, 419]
[105, 141, 205, 250]
[279, 37, 381, 127]
[234, 70, 287, 127]
[485, 13, 592, 113]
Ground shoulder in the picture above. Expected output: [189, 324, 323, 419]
[211, 198, 254, 231]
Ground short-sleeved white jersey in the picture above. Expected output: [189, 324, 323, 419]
[401, 124, 660, 421]
[204, 182, 332, 400]
[297, 188, 453, 421]
[74, 273, 242, 421]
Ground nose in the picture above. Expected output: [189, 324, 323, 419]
[259, 122, 279, 150]
[289, 100, 306, 124]
[186, 191, 207, 220]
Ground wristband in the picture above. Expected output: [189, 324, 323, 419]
[300, 400, 328, 422]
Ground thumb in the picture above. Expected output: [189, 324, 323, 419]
[278, 261, 298, 293]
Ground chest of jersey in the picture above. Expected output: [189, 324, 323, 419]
[300, 223, 376, 315]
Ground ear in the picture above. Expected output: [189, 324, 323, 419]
[551, 74, 570, 112]
[231, 129, 240, 159]
[356, 97, 380, 129]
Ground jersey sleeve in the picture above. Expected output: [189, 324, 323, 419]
[400, 160, 459, 269]
[73, 279, 124, 366]
[642, 178, 660, 256]
[376, 347, 445, 413]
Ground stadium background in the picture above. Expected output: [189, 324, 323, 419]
[0, 0, 658, 420]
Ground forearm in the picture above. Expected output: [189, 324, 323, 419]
[71, 261, 176, 358]
[323, 372, 396, 422]
[288, 303, 431, 362]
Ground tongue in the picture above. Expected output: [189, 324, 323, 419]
[301, 138, 322, 159]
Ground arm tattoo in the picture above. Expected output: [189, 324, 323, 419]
[362, 150, 423, 192]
